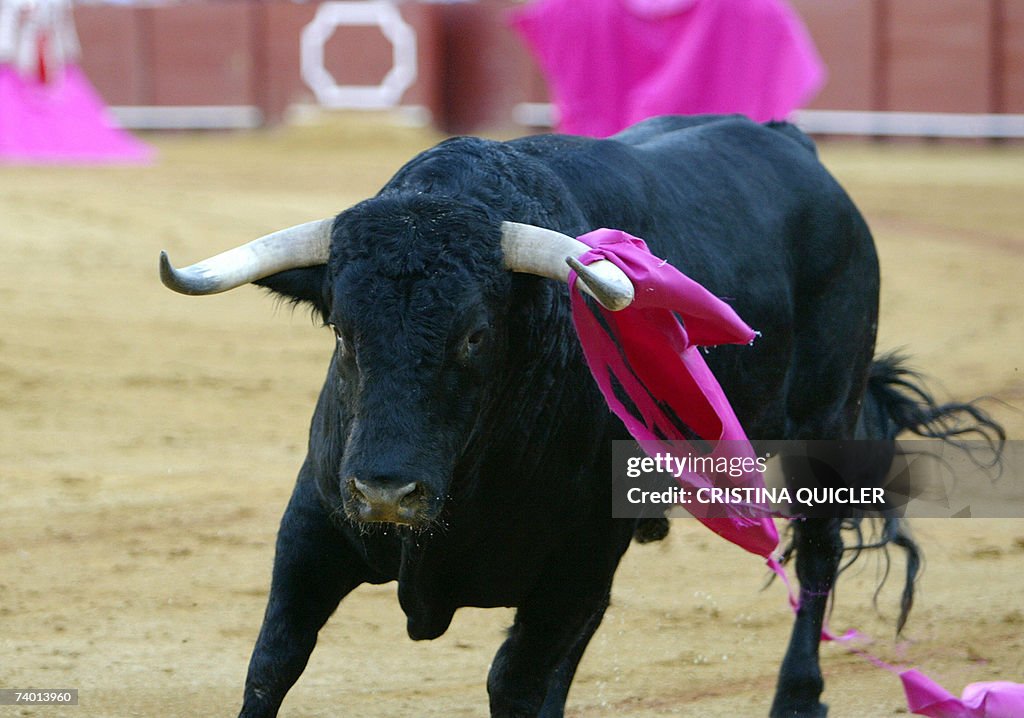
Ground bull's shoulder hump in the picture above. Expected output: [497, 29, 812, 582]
[505, 117, 821, 183]
[610, 114, 750, 144]
[392, 135, 511, 172]
[619, 115, 816, 157]
[503, 133, 601, 163]
[384, 134, 555, 195]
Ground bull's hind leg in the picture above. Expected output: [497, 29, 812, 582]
[768, 208, 879, 716]
[769, 515, 842, 718]
[239, 471, 365, 718]
[770, 440, 893, 717]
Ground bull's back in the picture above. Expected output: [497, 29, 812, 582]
[513, 115, 857, 322]
[511, 115, 846, 270]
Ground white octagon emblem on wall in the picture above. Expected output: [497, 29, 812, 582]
[301, 1, 417, 109]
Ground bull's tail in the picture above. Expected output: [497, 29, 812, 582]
[859, 352, 1006, 448]
[843, 352, 1005, 632]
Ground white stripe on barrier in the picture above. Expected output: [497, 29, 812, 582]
[512, 103, 1024, 138]
[792, 110, 1024, 138]
[109, 105, 264, 130]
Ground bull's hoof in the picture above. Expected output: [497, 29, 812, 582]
[770, 669, 826, 718]
[769, 701, 828, 718]
[633, 517, 669, 543]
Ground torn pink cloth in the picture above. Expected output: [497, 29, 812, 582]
[567, 228, 778, 558]
[510, 0, 825, 137]
[828, 631, 1024, 718]
[901, 670, 1024, 718]
[0, 64, 153, 164]
[568, 228, 1024, 718]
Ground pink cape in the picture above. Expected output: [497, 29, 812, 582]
[0, 64, 152, 164]
[568, 228, 1024, 718]
[510, 0, 825, 137]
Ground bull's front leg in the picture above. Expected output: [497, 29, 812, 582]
[487, 588, 612, 718]
[487, 519, 633, 718]
[239, 472, 365, 718]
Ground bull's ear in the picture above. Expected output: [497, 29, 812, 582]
[254, 265, 330, 321]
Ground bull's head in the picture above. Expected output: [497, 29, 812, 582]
[160, 197, 633, 528]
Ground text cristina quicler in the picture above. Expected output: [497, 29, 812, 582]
[626, 485, 884, 506]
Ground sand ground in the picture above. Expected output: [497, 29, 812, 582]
[1, 117, 1022, 717]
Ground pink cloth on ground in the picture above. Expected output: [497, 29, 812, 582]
[0, 64, 152, 164]
[901, 670, 1024, 718]
[510, 0, 825, 137]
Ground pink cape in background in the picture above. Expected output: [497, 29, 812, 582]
[567, 228, 1024, 718]
[0, 64, 152, 164]
[510, 0, 825, 137]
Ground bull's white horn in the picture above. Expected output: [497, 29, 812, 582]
[159, 218, 334, 295]
[500, 221, 634, 311]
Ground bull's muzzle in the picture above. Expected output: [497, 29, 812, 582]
[344, 477, 432, 525]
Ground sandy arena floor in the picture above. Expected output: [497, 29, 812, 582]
[1, 116, 1022, 717]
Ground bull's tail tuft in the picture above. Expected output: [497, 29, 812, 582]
[862, 353, 1004, 631]
[798, 353, 1005, 634]
[855, 353, 1004, 631]
[838, 516, 922, 634]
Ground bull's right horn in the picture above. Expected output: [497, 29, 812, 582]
[500, 221, 634, 311]
[159, 217, 334, 295]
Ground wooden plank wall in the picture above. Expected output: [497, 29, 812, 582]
[71, 0, 1024, 131]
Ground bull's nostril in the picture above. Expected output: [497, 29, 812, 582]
[347, 477, 365, 502]
[350, 478, 366, 499]
[392, 481, 419, 503]
[404, 482, 428, 506]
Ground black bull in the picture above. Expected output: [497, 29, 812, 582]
[160, 115, 1001, 717]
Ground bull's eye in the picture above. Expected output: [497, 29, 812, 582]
[330, 324, 352, 359]
[460, 326, 489, 361]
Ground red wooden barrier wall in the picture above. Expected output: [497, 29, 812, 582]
[71, 0, 1024, 133]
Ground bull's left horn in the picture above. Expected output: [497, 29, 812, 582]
[500, 221, 634, 311]
[160, 218, 334, 295]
